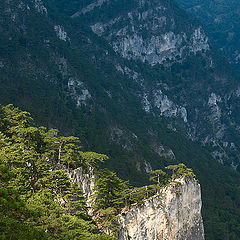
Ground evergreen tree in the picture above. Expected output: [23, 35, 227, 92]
[166, 163, 196, 180]
[149, 169, 167, 186]
[0, 104, 115, 240]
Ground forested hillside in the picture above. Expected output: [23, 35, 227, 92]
[176, 0, 240, 67]
[0, 101, 239, 239]
[0, 0, 240, 239]
[0, 104, 114, 239]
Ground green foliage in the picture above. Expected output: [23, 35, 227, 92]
[149, 169, 168, 186]
[165, 163, 197, 180]
[92, 168, 129, 235]
[93, 169, 130, 210]
[0, 105, 114, 240]
[0, 162, 47, 240]
[80, 151, 109, 168]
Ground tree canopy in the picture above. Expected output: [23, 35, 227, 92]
[0, 104, 114, 240]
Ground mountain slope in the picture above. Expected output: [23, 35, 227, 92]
[176, 0, 240, 68]
[0, 0, 240, 239]
[65, 0, 240, 169]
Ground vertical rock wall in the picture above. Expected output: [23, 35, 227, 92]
[68, 168, 204, 240]
[68, 167, 96, 212]
[118, 177, 204, 240]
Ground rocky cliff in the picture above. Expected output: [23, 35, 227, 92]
[69, 168, 204, 240]
[77, 0, 209, 66]
[68, 167, 96, 212]
[118, 177, 204, 240]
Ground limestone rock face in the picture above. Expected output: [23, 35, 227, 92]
[68, 167, 96, 210]
[68, 168, 204, 239]
[87, 1, 209, 66]
[118, 177, 204, 240]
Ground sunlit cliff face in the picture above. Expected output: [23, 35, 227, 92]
[118, 177, 204, 240]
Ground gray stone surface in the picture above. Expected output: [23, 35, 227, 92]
[118, 177, 204, 240]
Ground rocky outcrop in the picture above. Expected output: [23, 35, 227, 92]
[87, 1, 209, 66]
[68, 167, 96, 211]
[118, 177, 204, 240]
[68, 168, 204, 240]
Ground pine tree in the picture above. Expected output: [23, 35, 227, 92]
[149, 169, 167, 186]
[165, 163, 196, 179]
[0, 104, 115, 240]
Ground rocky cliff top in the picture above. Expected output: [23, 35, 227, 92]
[118, 177, 204, 240]
[69, 167, 204, 240]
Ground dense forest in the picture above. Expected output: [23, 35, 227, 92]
[0, 104, 112, 239]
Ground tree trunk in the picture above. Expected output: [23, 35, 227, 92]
[58, 144, 62, 164]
